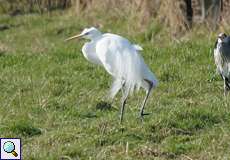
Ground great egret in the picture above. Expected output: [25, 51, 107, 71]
[214, 33, 230, 95]
[65, 27, 158, 123]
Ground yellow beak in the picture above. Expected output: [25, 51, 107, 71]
[65, 34, 83, 42]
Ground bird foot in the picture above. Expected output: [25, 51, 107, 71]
[139, 112, 151, 121]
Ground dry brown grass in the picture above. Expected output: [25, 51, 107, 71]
[1, 0, 229, 35]
[220, 0, 230, 30]
[0, 0, 71, 14]
[72, 0, 189, 35]
[156, 0, 190, 36]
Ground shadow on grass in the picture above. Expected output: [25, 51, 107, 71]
[96, 101, 113, 111]
[8, 120, 42, 137]
[78, 101, 115, 119]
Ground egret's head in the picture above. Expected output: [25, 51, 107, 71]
[65, 27, 102, 41]
[217, 33, 227, 43]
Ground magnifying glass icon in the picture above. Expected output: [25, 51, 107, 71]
[3, 141, 18, 157]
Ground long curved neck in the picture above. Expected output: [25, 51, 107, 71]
[82, 41, 102, 65]
[89, 33, 102, 41]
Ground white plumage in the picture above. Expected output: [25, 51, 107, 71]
[65, 27, 158, 123]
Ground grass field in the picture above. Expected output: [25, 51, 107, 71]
[1, 11, 230, 160]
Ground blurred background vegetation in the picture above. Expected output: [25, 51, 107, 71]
[0, 0, 230, 35]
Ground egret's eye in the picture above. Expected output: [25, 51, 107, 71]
[85, 32, 89, 35]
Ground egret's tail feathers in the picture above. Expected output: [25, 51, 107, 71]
[109, 79, 123, 99]
[133, 44, 143, 51]
[109, 48, 158, 99]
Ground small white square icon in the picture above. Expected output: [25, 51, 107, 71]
[0, 138, 21, 160]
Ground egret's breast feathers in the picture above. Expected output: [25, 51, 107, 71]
[82, 42, 102, 65]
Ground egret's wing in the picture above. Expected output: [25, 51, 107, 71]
[95, 34, 125, 76]
[95, 35, 127, 98]
[82, 42, 102, 65]
[96, 33, 157, 98]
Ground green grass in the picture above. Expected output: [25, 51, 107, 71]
[1, 11, 230, 160]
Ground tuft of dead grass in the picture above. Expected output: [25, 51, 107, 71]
[72, 0, 190, 36]
[1, 0, 230, 36]
[157, 0, 190, 36]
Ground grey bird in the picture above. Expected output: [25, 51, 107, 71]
[214, 33, 230, 95]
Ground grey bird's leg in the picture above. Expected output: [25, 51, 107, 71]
[120, 82, 128, 124]
[140, 79, 153, 120]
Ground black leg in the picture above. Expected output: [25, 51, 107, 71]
[120, 83, 128, 124]
[120, 96, 127, 124]
[140, 79, 153, 120]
